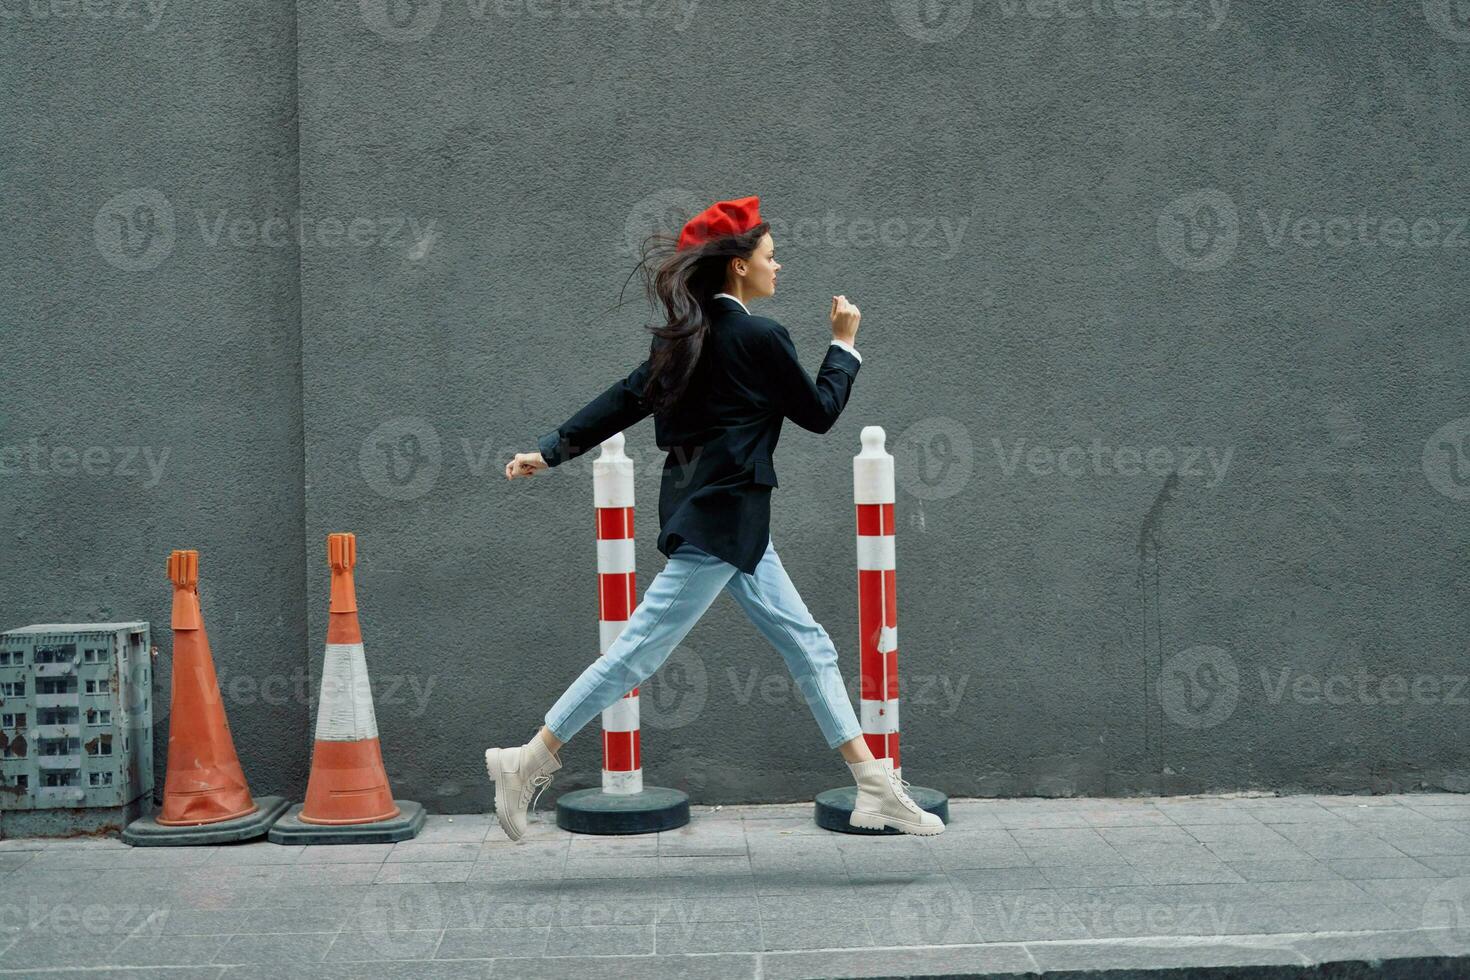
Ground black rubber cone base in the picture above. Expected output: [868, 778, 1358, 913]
[267, 799, 425, 844]
[122, 795, 292, 846]
[814, 785, 949, 835]
[556, 786, 689, 835]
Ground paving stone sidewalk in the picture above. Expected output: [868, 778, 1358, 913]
[2, 792, 1470, 978]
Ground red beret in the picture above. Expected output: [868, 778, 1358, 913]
[677, 195, 763, 250]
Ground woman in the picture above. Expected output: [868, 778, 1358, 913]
[485, 195, 942, 840]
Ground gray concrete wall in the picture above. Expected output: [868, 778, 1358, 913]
[1, 3, 309, 803]
[5, 0, 1469, 813]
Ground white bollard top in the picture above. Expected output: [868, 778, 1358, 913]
[853, 425, 895, 505]
[858, 425, 887, 458]
[599, 432, 628, 462]
[594, 432, 635, 508]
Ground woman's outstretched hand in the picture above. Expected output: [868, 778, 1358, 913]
[506, 451, 549, 479]
[830, 295, 861, 345]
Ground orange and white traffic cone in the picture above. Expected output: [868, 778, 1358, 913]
[122, 550, 290, 845]
[269, 533, 424, 843]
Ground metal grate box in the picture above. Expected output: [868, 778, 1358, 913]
[0, 622, 154, 836]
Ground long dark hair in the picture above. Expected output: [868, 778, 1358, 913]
[617, 221, 772, 415]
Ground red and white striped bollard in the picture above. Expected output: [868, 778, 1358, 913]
[814, 424, 948, 833]
[855, 425, 901, 777]
[554, 431, 690, 834]
[593, 432, 641, 794]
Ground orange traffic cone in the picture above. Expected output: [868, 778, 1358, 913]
[122, 550, 290, 845]
[268, 533, 423, 843]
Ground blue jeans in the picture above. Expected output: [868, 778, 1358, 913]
[544, 536, 865, 750]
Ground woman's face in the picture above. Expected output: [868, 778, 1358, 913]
[734, 232, 780, 298]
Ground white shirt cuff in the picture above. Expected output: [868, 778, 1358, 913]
[830, 338, 862, 363]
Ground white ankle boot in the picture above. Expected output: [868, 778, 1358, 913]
[847, 759, 944, 835]
[484, 735, 563, 842]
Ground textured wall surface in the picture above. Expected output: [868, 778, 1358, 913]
[1, 4, 309, 804]
[4, 1, 1469, 812]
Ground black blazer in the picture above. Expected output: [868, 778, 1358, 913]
[536, 294, 862, 574]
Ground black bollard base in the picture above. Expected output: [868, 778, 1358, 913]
[556, 786, 690, 835]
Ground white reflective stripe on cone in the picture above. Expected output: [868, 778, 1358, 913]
[315, 642, 379, 741]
